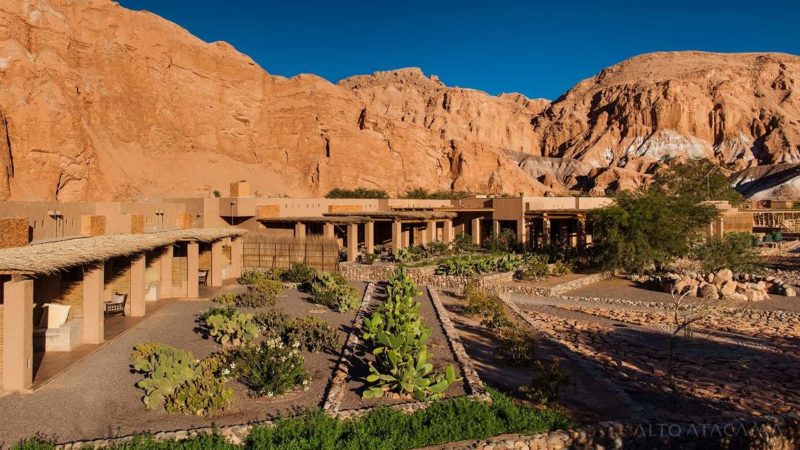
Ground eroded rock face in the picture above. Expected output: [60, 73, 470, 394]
[1, 1, 799, 201]
[530, 51, 800, 194]
[0, 0, 546, 201]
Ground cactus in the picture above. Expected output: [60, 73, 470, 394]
[362, 267, 460, 401]
[132, 343, 199, 410]
[310, 271, 360, 312]
[202, 308, 260, 346]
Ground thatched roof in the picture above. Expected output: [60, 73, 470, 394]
[0, 228, 245, 276]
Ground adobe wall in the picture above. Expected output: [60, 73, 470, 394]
[104, 257, 132, 315]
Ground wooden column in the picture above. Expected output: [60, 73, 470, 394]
[294, 222, 306, 239]
[365, 221, 375, 254]
[82, 264, 105, 344]
[3, 278, 33, 392]
[442, 219, 454, 244]
[402, 229, 411, 248]
[130, 254, 146, 317]
[159, 245, 173, 299]
[346, 223, 358, 262]
[492, 220, 501, 237]
[210, 240, 224, 287]
[471, 218, 481, 246]
[187, 242, 200, 298]
[230, 237, 243, 279]
[391, 220, 403, 251]
[418, 224, 429, 246]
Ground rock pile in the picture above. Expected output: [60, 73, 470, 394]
[651, 269, 797, 301]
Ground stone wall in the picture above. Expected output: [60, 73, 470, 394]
[451, 414, 800, 450]
[80, 215, 106, 237]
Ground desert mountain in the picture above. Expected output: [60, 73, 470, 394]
[530, 51, 800, 195]
[1, 0, 799, 201]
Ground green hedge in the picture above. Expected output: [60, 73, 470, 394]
[14, 389, 568, 450]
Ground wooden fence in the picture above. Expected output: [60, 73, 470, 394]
[242, 235, 340, 271]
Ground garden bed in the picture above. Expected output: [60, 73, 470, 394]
[332, 284, 469, 412]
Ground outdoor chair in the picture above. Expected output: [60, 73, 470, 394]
[198, 269, 209, 286]
[104, 292, 128, 317]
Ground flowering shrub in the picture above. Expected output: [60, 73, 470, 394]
[231, 338, 310, 398]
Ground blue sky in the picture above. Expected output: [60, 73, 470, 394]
[118, 0, 800, 100]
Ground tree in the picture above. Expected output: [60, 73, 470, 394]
[325, 187, 389, 199]
[693, 232, 759, 273]
[589, 189, 717, 273]
[652, 159, 743, 205]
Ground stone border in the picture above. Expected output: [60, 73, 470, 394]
[445, 413, 800, 450]
[321, 282, 375, 414]
[428, 287, 487, 398]
[497, 292, 645, 419]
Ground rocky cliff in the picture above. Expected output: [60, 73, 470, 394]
[0, 0, 547, 201]
[1, 1, 798, 201]
[529, 51, 800, 195]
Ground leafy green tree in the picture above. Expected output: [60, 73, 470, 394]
[589, 189, 718, 273]
[401, 188, 473, 200]
[652, 159, 743, 205]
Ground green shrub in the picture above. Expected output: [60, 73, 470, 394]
[236, 280, 283, 308]
[325, 187, 389, 199]
[282, 263, 317, 284]
[514, 254, 549, 281]
[287, 317, 339, 353]
[310, 272, 360, 312]
[362, 267, 459, 400]
[483, 229, 518, 253]
[231, 339, 310, 398]
[464, 289, 505, 319]
[694, 232, 759, 273]
[212, 292, 237, 305]
[255, 308, 292, 338]
[518, 360, 569, 404]
[239, 269, 282, 285]
[453, 232, 478, 254]
[549, 261, 571, 276]
[499, 327, 537, 366]
[435, 254, 524, 276]
[199, 307, 260, 347]
[167, 367, 232, 416]
[244, 388, 569, 449]
[361, 252, 378, 265]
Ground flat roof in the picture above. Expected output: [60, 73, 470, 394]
[324, 211, 458, 220]
[0, 228, 245, 276]
[257, 216, 366, 224]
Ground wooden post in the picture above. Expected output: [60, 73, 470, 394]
[3, 278, 33, 392]
[82, 264, 105, 344]
[130, 254, 146, 317]
[294, 222, 306, 239]
[426, 220, 437, 243]
[542, 214, 551, 246]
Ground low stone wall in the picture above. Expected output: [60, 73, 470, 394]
[450, 413, 800, 450]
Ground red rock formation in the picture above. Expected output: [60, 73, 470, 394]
[1, 1, 798, 201]
[530, 51, 800, 193]
[0, 0, 545, 201]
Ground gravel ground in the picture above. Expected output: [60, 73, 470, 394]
[0, 284, 364, 446]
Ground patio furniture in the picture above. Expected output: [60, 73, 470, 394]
[34, 303, 80, 352]
[198, 269, 209, 286]
[104, 292, 127, 317]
